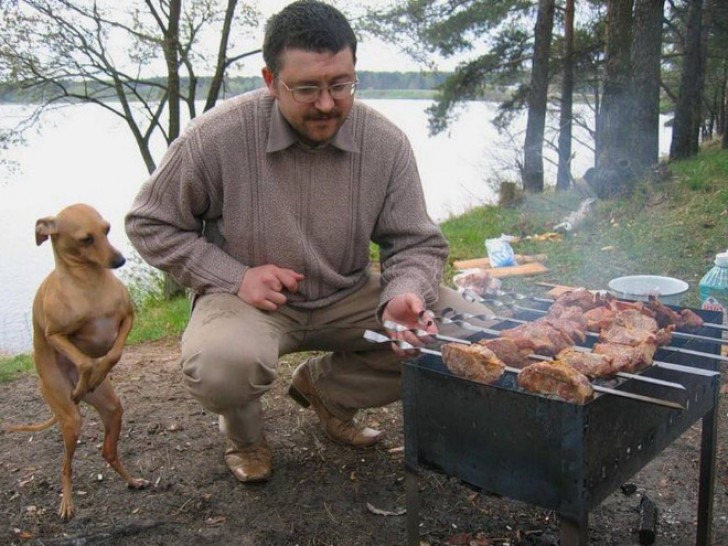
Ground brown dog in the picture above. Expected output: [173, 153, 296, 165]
[6, 203, 149, 520]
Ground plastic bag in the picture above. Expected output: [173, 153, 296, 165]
[485, 236, 516, 267]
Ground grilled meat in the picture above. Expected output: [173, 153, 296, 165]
[583, 305, 617, 331]
[600, 310, 675, 346]
[477, 337, 536, 368]
[442, 343, 507, 385]
[547, 304, 589, 331]
[647, 295, 704, 330]
[500, 320, 574, 356]
[593, 341, 657, 373]
[517, 360, 594, 404]
[552, 288, 606, 311]
[555, 347, 619, 379]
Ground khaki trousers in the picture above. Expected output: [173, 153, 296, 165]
[180, 273, 493, 447]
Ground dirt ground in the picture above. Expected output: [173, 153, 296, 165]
[2, 338, 728, 546]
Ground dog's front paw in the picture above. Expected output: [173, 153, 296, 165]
[71, 385, 88, 403]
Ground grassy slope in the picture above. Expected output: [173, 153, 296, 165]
[2, 145, 727, 380]
[443, 143, 728, 308]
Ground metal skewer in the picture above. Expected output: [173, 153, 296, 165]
[486, 286, 728, 332]
[460, 289, 728, 363]
[384, 320, 686, 391]
[434, 314, 721, 377]
[504, 302, 728, 357]
[364, 330, 684, 410]
[464, 288, 728, 347]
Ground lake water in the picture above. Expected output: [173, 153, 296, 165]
[0, 99, 672, 354]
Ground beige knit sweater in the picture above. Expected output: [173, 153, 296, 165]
[125, 89, 448, 311]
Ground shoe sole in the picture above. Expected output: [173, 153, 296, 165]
[288, 383, 311, 408]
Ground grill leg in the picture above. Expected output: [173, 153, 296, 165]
[405, 463, 420, 546]
[560, 513, 588, 546]
[696, 404, 718, 546]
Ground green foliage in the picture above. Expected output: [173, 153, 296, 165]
[0, 353, 33, 382]
[127, 296, 191, 345]
[441, 146, 728, 308]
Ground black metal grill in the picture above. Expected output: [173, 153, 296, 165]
[402, 306, 721, 546]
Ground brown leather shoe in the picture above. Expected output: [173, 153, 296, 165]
[288, 362, 384, 448]
[224, 436, 272, 483]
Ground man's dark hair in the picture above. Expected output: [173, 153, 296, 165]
[263, 0, 357, 76]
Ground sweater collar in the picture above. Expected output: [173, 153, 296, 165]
[266, 101, 358, 153]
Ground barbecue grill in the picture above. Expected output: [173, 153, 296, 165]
[401, 304, 722, 546]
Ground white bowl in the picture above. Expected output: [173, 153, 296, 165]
[608, 275, 689, 305]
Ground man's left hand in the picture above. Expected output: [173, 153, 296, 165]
[381, 293, 438, 356]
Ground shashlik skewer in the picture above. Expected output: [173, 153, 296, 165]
[480, 285, 728, 332]
[383, 320, 686, 391]
[522, 302, 724, 345]
[457, 290, 728, 363]
[363, 330, 684, 410]
[463, 288, 727, 346]
[434, 314, 720, 378]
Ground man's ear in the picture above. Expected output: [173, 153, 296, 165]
[262, 67, 277, 97]
[35, 217, 57, 246]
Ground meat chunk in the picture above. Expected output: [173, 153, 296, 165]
[592, 342, 657, 373]
[500, 320, 574, 356]
[647, 295, 704, 330]
[441, 343, 506, 385]
[599, 324, 656, 346]
[547, 304, 589, 331]
[477, 337, 535, 369]
[555, 347, 619, 379]
[583, 305, 617, 332]
[517, 360, 594, 404]
[552, 287, 605, 311]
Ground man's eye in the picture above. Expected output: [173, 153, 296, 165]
[296, 87, 318, 97]
[330, 83, 348, 91]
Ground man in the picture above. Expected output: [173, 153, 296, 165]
[126, 0, 491, 483]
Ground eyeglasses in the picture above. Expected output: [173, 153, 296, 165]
[278, 79, 359, 104]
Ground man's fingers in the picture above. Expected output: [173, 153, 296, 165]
[278, 269, 305, 292]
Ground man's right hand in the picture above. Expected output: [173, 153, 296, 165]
[237, 265, 305, 311]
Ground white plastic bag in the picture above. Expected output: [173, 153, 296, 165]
[485, 236, 516, 267]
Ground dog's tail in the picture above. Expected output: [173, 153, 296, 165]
[5, 415, 58, 433]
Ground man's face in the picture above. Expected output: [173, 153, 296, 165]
[263, 47, 356, 146]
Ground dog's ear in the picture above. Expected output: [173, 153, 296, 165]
[35, 217, 58, 246]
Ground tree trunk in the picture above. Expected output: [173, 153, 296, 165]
[724, 86, 728, 148]
[523, 0, 556, 193]
[205, 0, 239, 113]
[556, 0, 575, 191]
[598, 0, 634, 169]
[631, 0, 665, 172]
[164, 0, 182, 143]
[669, 0, 705, 160]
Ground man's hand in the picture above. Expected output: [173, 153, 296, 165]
[238, 265, 305, 311]
[381, 293, 438, 356]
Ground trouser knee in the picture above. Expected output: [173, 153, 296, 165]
[180, 340, 277, 413]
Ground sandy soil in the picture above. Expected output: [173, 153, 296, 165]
[1, 338, 727, 546]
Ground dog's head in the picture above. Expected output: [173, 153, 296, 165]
[36, 203, 126, 269]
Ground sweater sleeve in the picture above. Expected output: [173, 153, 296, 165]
[125, 128, 247, 295]
[371, 130, 449, 316]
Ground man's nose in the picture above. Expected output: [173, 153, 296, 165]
[314, 88, 335, 111]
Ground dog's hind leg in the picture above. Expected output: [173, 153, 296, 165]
[35, 364, 82, 521]
[84, 380, 151, 490]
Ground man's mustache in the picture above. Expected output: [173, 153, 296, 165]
[305, 111, 341, 121]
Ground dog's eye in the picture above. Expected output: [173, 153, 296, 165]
[80, 236, 94, 246]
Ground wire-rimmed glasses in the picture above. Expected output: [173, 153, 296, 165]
[278, 79, 359, 103]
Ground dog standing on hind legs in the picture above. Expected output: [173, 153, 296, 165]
[6, 203, 150, 521]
